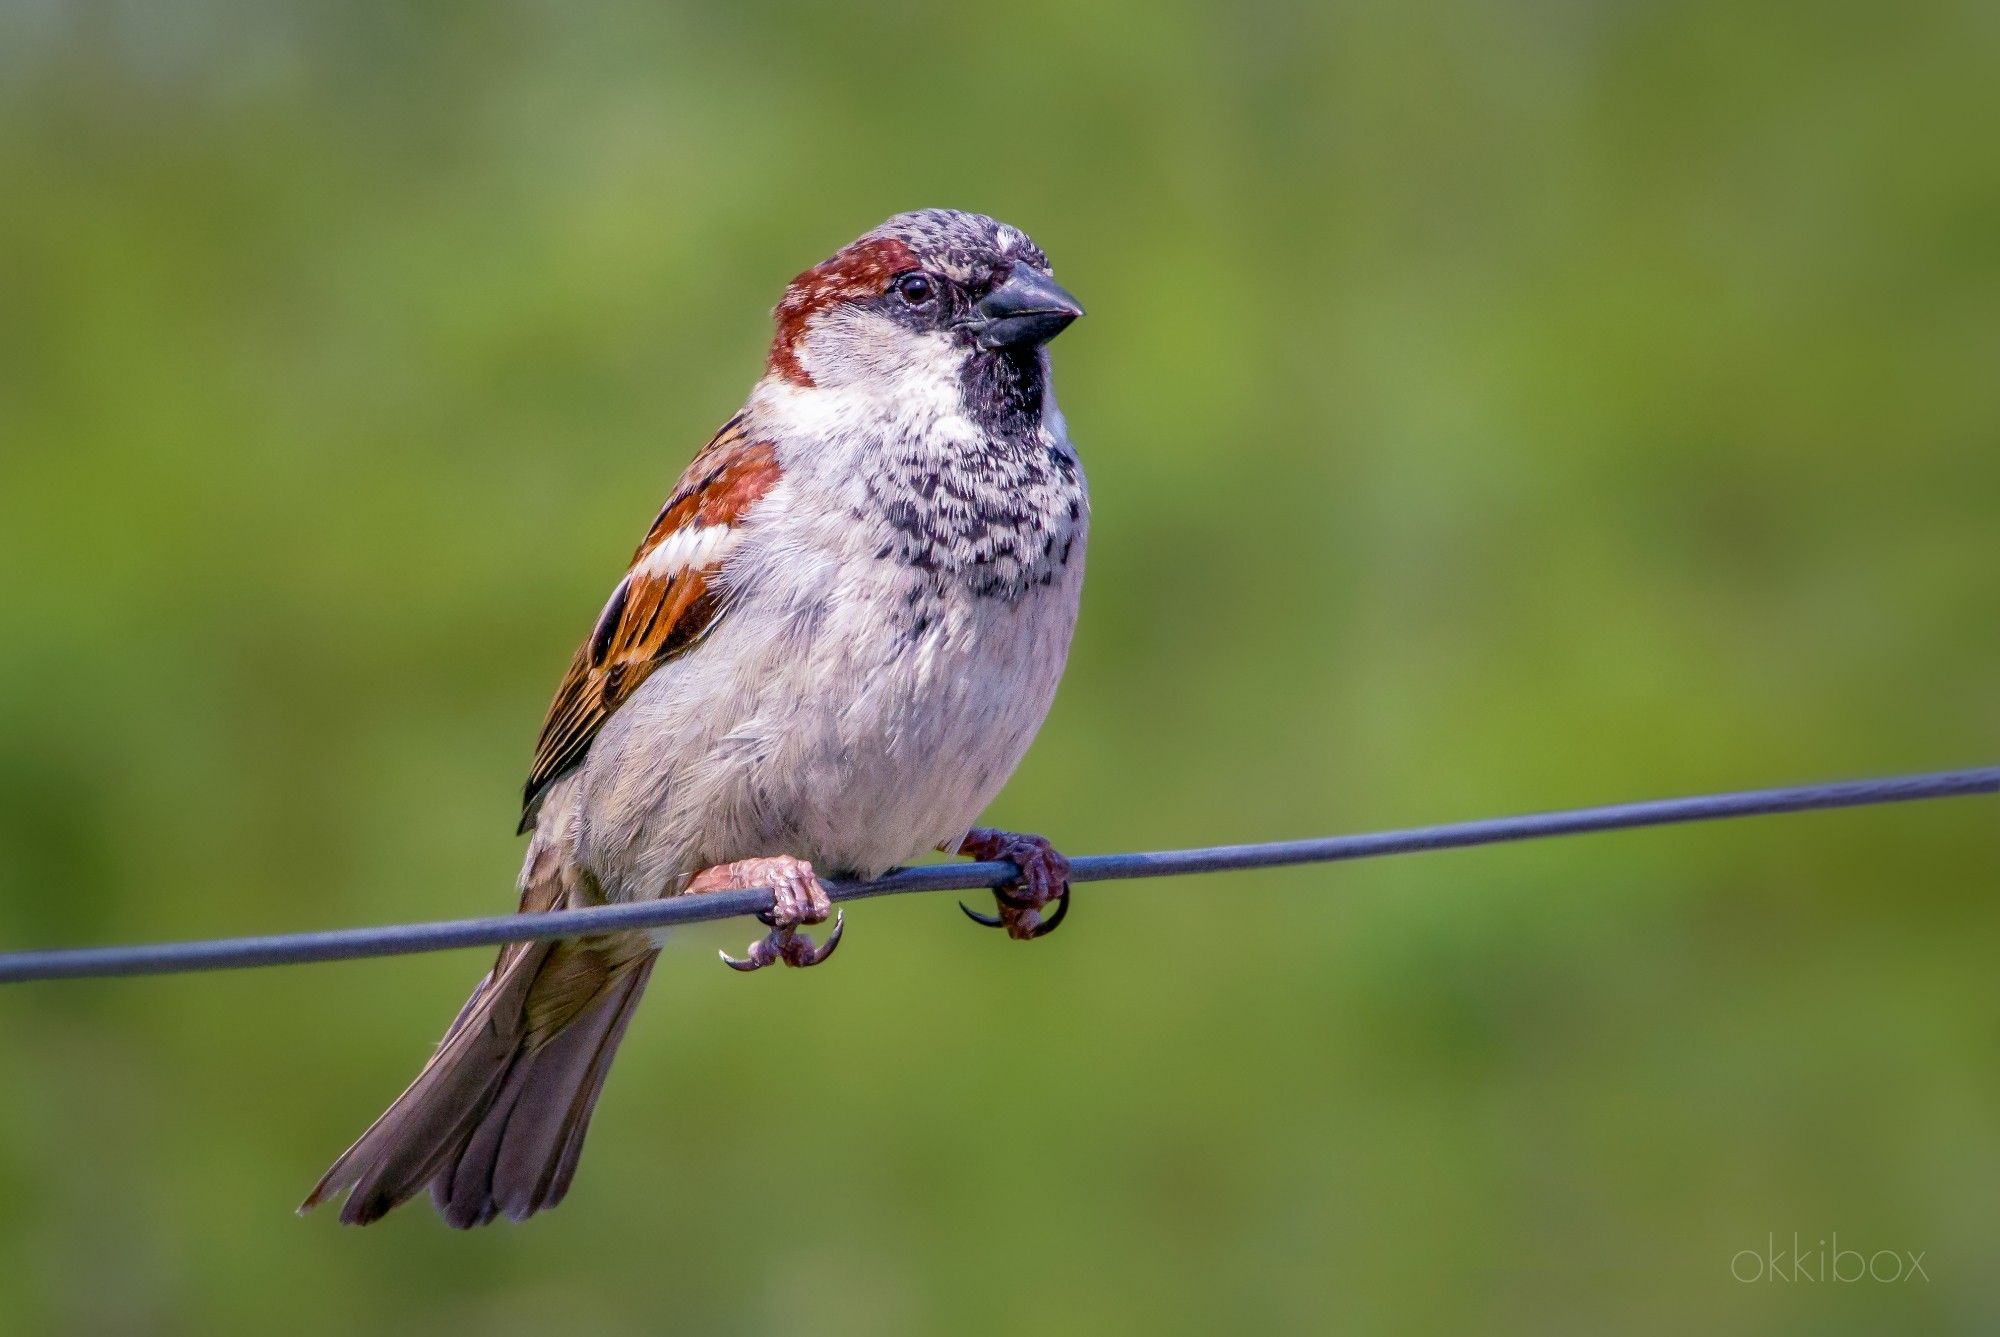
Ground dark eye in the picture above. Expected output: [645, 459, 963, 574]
[893, 271, 935, 305]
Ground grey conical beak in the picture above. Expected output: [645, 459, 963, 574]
[968, 267, 1084, 349]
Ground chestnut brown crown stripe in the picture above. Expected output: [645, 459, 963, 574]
[768, 236, 919, 386]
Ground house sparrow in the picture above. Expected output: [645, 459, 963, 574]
[302, 209, 1088, 1227]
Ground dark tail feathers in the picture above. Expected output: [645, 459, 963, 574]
[302, 945, 657, 1227]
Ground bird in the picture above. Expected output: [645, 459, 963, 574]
[301, 209, 1089, 1227]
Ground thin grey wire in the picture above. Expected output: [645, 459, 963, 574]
[1, 765, 1993, 984]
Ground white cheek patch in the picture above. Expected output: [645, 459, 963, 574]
[638, 523, 740, 579]
[801, 308, 966, 389]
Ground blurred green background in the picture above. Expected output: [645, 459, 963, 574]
[2, 1, 1997, 1332]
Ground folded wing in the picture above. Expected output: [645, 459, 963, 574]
[520, 415, 783, 829]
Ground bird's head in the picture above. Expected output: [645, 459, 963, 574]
[766, 210, 1082, 408]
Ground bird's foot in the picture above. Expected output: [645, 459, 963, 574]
[948, 828, 1071, 941]
[691, 855, 844, 972]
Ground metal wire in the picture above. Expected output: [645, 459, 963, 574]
[1, 765, 1993, 985]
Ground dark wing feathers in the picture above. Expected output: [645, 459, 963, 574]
[518, 416, 782, 828]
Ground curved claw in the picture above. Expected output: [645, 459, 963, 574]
[959, 901, 1005, 928]
[720, 909, 845, 971]
[803, 909, 845, 964]
[719, 943, 771, 972]
[1026, 884, 1071, 939]
[950, 829, 1073, 942]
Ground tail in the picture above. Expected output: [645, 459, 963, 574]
[301, 937, 657, 1227]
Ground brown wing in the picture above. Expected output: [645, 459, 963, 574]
[518, 415, 783, 830]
